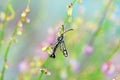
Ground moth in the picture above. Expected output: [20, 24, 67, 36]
[50, 25, 73, 58]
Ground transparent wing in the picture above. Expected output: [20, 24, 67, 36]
[60, 41, 68, 57]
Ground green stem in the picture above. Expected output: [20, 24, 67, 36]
[0, 24, 18, 80]
[38, 0, 77, 80]
[27, 0, 30, 6]
[63, 15, 69, 26]
[89, 0, 112, 45]
[77, 40, 120, 80]
[0, 5, 9, 49]
[106, 40, 120, 61]
[63, 0, 77, 26]
[0, 41, 12, 80]
[0, 0, 15, 49]
[96, 40, 120, 77]
[38, 56, 50, 80]
[0, 0, 29, 79]
[76, 0, 112, 79]
[38, 71, 44, 80]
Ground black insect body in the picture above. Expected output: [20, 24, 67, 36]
[50, 28, 73, 58]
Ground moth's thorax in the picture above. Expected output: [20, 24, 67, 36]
[57, 35, 64, 41]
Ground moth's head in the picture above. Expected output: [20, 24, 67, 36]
[57, 35, 63, 41]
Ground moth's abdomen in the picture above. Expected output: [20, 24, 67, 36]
[63, 49, 68, 57]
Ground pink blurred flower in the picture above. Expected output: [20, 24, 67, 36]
[55, 21, 63, 32]
[35, 43, 49, 61]
[84, 45, 93, 55]
[101, 61, 116, 76]
[47, 21, 63, 45]
[117, 65, 120, 72]
[47, 28, 56, 45]
[18, 61, 29, 72]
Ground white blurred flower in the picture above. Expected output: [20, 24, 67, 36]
[69, 59, 80, 73]
[60, 69, 67, 80]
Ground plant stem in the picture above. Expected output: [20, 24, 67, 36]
[38, 0, 77, 80]
[0, 0, 29, 77]
[76, 0, 112, 79]
[63, 0, 77, 26]
[0, 0, 29, 79]
[98, 40, 120, 73]
[38, 56, 50, 80]
[0, 0, 15, 50]
[0, 24, 18, 80]
[106, 40, 120, 61]
[63, 15, 69, 26]
[38, 71, 44, 80]
[0, 5, 9, 49]
[89, 0, 112, 45]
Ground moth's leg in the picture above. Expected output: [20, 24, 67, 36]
[60, 43, 63, 51]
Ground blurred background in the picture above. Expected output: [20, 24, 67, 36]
[0, 0, 120, 80]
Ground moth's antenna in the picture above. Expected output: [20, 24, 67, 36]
[61, 29, 74, 35]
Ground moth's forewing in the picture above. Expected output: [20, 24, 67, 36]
[50, 39, 61, 58]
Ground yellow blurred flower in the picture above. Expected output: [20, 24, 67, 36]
[42, 46, 52, 54]
[30, 61, 36, 67]
[25, 6, 30, 14]
[12, 37, 17, 43]
[21, 12, 27, 18]
[30, 68, 37, 74]
[36, 60, 43, 67]
[75, 18, 83, 26]
[0, 12, 6, 21]
[78, 0, 82, 4]
[67, 6, 72, 16]
[24, 74, 31, 80]
[17, 21, 23, 35]
[86, 22, 97, 32]
[68, 17, 72, 23]
[17, 31, 22, 35]
[6, 15, 14, 21]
